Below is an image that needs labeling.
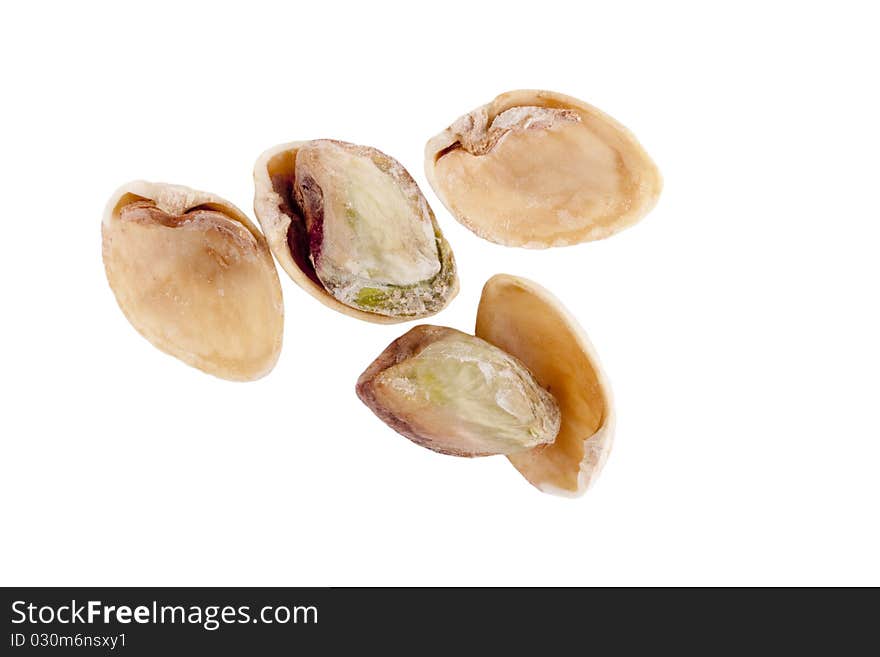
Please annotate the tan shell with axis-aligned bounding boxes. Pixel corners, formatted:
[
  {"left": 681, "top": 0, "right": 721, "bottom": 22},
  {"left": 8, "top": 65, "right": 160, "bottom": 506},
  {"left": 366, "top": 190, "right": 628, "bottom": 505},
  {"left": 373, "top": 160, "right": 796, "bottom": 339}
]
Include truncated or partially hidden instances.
[
  {"left": 102, "top": 181, "right": 284, "bottom": 381},
  {"left": 475, "top": 274, "right": 614, "bottom": 496},
  {"left": 425, "top": 90, "right": 662, "bottom": 248},
  {"left": 254, "top": 141, "right": 458, "bottom": 323}
]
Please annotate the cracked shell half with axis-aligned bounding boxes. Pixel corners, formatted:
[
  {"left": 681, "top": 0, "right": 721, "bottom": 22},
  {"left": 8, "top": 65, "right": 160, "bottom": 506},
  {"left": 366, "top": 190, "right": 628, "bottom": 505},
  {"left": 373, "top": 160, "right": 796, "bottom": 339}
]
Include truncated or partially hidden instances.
[
  {"left": 476, "top": 274, "right": 614, "bottom": 495},
  {"left": 425, "top": 90, "right": 662, "bottom": 248},
  {"left": 102, "top": 181, "right": 284, "bottom": 381}
]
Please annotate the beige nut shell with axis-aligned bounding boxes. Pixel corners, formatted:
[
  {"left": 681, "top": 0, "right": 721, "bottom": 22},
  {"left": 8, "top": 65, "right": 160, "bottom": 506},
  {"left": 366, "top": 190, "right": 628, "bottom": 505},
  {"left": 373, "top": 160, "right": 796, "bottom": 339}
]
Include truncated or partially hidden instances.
[
  {"left": 476, "top": 274, "right": 614, "bottom": 496},
  {"left": 102, "top": 181, "right": 284, "bottom": 381},
  {"left": 425, "top": 89, "right": 662, "bottom": 248},
  {"left": 253, "top": 141, "right": 458, "bottom": 324}
]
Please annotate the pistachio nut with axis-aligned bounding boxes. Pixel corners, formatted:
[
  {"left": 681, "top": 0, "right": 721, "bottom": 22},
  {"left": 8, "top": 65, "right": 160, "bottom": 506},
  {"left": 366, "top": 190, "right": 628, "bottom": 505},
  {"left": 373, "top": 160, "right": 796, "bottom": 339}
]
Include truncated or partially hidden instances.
[
  {"left": 356, "top": 325, "right": 560, "bottom": 457},
  {"left": 254, "top": 140, "right": 458, "bottom": 322},
  {"left": 102, "top": 181, "right": 284, "bottom": 381},
  {"left": 425, "top": 90, "right": 662, "bottom": 248}
]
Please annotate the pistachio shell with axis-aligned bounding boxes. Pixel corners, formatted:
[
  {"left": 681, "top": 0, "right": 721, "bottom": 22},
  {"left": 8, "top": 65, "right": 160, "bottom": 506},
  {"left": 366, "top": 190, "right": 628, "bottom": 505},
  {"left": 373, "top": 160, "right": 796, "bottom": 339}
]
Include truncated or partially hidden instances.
[
  {"left": 425, "top": 90, "right": 662, "bottom": 248},
  {"left": 254, "top": 140, "right": 458, "bottom": 323},
  {"left": 102, "top": 181, "right": 283, "bottom": 381},
  {"left": 356, "top": 325, "right": 560, "bottom": 457},
  {"left": 475, "top": 274, "right": 614, "bottom": 496}
]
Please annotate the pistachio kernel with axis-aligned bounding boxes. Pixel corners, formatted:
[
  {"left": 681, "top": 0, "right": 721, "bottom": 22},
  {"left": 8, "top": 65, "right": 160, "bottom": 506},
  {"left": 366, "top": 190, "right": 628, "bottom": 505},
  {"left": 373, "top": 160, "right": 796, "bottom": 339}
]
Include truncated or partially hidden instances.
[{"left": 357, "top": 325, "right": 560, "bottom": 457}]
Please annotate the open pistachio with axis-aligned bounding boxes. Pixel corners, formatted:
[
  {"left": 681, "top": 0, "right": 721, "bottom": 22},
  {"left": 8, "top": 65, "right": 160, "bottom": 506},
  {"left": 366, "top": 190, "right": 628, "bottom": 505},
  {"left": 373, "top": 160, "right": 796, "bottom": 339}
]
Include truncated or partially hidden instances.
[
  {"left": 357, "top": 275, "right": 613, "bottom": 496},
  {"left": 356, "top": 325, "right": 560, "bottom": 457},
  {"left": 425, "top": 90, "right": 662, "bottom": 248},
  {"left": 102, "top": 181, "right": 283, "bottom": 381},
  {"left": 476, "top": 274, "right": 614, "bottom": 496},
  {"left": 254, "top": 140, "right": 458, "bottom": 323}
]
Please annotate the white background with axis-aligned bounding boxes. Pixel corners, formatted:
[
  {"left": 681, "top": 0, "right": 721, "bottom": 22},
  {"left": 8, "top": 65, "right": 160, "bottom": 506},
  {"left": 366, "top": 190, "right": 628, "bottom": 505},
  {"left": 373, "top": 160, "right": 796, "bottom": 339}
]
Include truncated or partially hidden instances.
[{"left": 1, "top": 1, "right": 877, "bottom": 586}]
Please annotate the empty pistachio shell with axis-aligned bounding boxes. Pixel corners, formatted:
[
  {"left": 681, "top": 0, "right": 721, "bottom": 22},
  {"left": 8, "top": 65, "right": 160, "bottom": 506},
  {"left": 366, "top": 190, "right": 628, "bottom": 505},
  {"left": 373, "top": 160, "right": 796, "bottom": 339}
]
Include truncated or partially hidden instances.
[
  {"left": 475, "top": 274, "right": 614, "bottom": 495},
  {"left": 357, "top": 325, "right": 560, "bottom": 457},
  {"left": 102, "top": 181, "right": 284, "bottom": 381},
  {"left": 254, "top": 140, "right": 458, "bottom": 323},
  {"left": 425, "top": 90, "right": 662, "bottom": 248}
]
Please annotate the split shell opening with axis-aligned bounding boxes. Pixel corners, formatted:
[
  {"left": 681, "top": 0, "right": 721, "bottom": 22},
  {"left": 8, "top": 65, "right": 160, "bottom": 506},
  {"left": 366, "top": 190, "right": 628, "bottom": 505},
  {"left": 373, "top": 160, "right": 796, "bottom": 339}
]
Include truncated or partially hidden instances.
[
  {"left": 425, "top": 89, "right": 662, "bottom": 248},
  {"left": 254, "top": 140, "right": 458, "bottom": 323},
  {"left": 102, "top": 181, "right": 284, "bottom": 381}
]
